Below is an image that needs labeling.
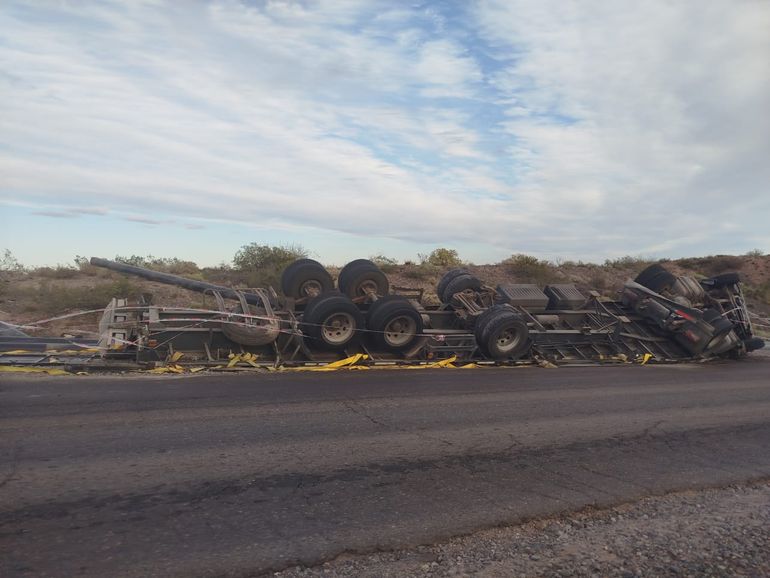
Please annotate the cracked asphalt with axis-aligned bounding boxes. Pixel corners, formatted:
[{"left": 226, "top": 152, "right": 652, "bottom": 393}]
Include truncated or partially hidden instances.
[{"left": 1, "top": 358, "right": 769, "bottom": 577}]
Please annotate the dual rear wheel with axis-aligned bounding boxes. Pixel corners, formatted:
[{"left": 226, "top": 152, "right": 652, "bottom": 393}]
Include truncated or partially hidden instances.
[
  {"left": 337, "top": 259, "right": 390, "bottom": 299},
  {"left": 281, "top": 259, "right": 334, "bottom": 299},
  {"left": 473, "top": 305, "right": 531, "bottom": 360},
  {"left": 300, "top": 293, "right": 422, "bottom": 353},
  {"left": 436, "top": 268, "right": 482, "bottom": 303}
]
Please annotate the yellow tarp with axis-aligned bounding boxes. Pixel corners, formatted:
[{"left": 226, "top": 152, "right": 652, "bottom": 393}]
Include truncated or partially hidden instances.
[{"left": 0, "top": 366, "right": 71, "bottom": 375}]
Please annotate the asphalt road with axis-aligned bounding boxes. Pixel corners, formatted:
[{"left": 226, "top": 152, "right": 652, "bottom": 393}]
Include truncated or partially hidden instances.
[{"left": 1, "top": 358, "right": 769, "bottom": 577}]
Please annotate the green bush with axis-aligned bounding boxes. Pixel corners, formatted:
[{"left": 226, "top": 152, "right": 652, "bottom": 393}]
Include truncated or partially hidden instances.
[
  {"left": 420, "top": 248, "right": 462, "bottom": 268},
  {"left": 403, "top": 263, "right": 439, "bottom": 280},
  {"left": 503, "top": 254, "right": 560, "bottom": 285},
  {"left": 232, "top": 243, "right": 309, "bottom": 288},
  {"left": 232, "top": 244, "right": 307, "bottom": 270}
]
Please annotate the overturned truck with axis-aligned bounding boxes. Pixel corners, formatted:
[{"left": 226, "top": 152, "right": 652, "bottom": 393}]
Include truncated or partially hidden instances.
[{"left": 89, "top": 257, "right": 764, "bottom": 367}]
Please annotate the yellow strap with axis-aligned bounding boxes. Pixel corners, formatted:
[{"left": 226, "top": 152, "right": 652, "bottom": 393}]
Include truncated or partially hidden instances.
[{"left": 0, "top": 366, "right": 71, "bottom": 375}]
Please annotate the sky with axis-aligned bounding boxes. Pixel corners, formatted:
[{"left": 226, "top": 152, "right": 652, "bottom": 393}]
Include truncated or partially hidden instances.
[{"left": 1, "top": 0, "right": 769, "bottom": 267}]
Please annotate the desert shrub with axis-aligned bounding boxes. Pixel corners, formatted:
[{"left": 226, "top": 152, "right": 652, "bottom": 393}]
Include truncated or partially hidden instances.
[
  {"left": 232, "top": 243, "right": 309, "bottom": 288},
  {"left": 675, "top": 257, "right": 702, "bottom": 270},
  {"left": 603, "top": 255, "right": 655, "bottom": 269},
  {"left": 369, "top": 254, "right": 399, "bottom": 273},
  {"left": 26, "top": 278, "right": 140, "bottom": 315},
  {"left": 503, "top": 254, "right": 560, "bottom": 285},
  {"left": 33, "top": 265, "right": 80, "bottom": 279},
  {"left": 0, "top": 249, "right": 24, "bottom": 272},
  {"left": 677, "top": 255, "right": 743, "bottom": 276},
  {"left": 200, "top": 263, "right": 235, "bottom": 285},
  {"left": 587, "top": 267, "right": 610, "bottom": 294},
  {"left": 403, "top": 263, "right": 439, "bottom": 281},
  {"left": 72, "top": 255, "right": 103, "bottom": 277},
  {"left": 680, "top": 255, "right": 742, "bottom": 275},
  {"left": 419, "top": 248, "right": 463, "bottom": 268},
  {"left": 704, "top": 255, "right": 743, "bottom": 274},
  {"left": 149, "top": 258, "right": 199, "bottom": 275},
  {"left": 114, "top": 255, "right": 200, "bottom": 275},
  {"left": 745, "top": 249, "right": 765, "bottom": 257},
  {"left": 232, "top": 244, "right": 307, "bottom": 271}
]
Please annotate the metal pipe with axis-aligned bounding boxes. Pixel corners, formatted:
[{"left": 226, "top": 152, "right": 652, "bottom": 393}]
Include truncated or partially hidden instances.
[{"left": 89, "top": 257, "right": 263, "bottom": 306}]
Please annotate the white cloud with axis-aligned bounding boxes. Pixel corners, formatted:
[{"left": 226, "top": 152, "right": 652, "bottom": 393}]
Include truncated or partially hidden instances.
[
  {"left": 475, "top": 0, "right": 770, "bottom": 254},
  {"left": 0, "top": 0, "right": 768, "bottom": 264}
]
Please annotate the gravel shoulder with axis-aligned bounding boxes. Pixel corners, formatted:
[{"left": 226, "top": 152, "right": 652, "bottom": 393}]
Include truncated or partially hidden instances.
[{"left": 274, "top": 481, "right": 770, "bottom": 578}]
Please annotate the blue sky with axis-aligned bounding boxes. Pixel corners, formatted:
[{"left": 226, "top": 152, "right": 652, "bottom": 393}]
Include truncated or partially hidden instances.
[{"left": 1, "top": 0, "right": 769, "bottom": 267}]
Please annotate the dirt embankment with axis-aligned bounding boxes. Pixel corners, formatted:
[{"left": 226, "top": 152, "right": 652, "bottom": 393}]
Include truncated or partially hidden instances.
[{"left": 1, "top": 254, "right": 769, "bottom": 336}]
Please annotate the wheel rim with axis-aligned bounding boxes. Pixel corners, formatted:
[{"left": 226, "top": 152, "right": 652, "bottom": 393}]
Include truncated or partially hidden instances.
[
  {"left": 496, "top": 327, "right": 523, "bottom": 353},
  {"left": 355, "top": 279, "right": 379, "bottom": 297},
  {"left": 321, "top": 312, "right": 356, "bottom": 345},
  {"left": 383, "top": 315, "right": 417, "bottom": 347},
  {"left": 299, "top": 279, "right": 323, "bottom": 297}
]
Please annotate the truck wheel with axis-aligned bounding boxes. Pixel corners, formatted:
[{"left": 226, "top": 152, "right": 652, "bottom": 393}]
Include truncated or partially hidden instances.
[
  {"left": 338, "top": 260, "right": 389, "bottom": 298},
  {"left": 281, "top": 260, "right": 334, "bottom": 298},
  {"left": 441, "top": 274, "right": 482, "bottom": 303},
  {"left": 301, "top": 294, "right": 364, "bottom": 351},
  {"left": 644, "top": 271, "right": 676, "bottom": 294},
  {"left": 743, "top": 337, "right": 765, "bottom": 352},
  {"left": 474, "top": 309, "right": 531, "bottom": 360},
  {"left": 366, "top": 296, "right": 423, "bottom": 352},
  {"left": 702, "top": 272, "right": 741, "bottom": 288},
  {"left": 470, "top": 304, "right": 512, "bottom": 331},
  {"left": 633, "top": 264, "right": 676, "bottom": 294},
  {"left": 634, "top": 264, "right": 668, "bottom": 286},
  {"left": 436, "top": 268, "right": 470, "bottom": 301},
  {"left": 338, "top": 259, "right": 377, "bottom": 291}
]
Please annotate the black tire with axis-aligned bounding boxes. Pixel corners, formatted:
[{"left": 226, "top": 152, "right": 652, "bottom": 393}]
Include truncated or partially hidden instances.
[
  {"left": 338, "top": 259, "right": 378, "bottom": 292},
  {"left": 281, "top": 260, "right": 334, "bottom": 298},
  {"left": 280, "top": 258, "right": 322, "bottom": 293},
  {"left": 634, "top": 264, "right": 668, "bottom": 286},
  {"left": 300, "top": 290, "right": 342, "bottom": 322},
  {"left": 702, "top": 272, "right": 741, "bottom": 288},
  {"left": 366, "top": 296, "right": 424, "bottom": 352},
  {"left": 702, "top": 308, "right": 733, "bottom": 337},
  {"left": 743, "top": 337, "right": 765, "bottom": 352},
  {"left": 301, "top": 293, "right": 364, "bottom": 351},
  {"left": 436, "top": 268, "right": 470, "bottom": 301},
  {"left": 441, "top": 274, "right": 482, "bottom": 303},
  {"left": 647, "top": 272, "right": 677, "bottom": 293},
  {"left": 338, "top": 260, "right": 389, "bottom": 298},
  {"left": 470, "top": 304, "right": 512, "bottom": 331},
  {"left": 474, "top": 309, "right": 531, "bottom": 360}
]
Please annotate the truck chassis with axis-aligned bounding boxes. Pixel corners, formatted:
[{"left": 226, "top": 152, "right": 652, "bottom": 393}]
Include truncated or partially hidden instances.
[{"left": 70, "top": 257, "right": 763, "bottom": 370}]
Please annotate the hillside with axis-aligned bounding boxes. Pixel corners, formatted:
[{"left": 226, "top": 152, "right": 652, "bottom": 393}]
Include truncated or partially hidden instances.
[{"left": 1, "top": 253, "right": 769, "bottom": 338}]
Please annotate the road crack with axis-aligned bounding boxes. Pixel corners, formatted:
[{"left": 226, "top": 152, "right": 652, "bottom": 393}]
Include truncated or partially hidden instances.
[{"left": 341, "top": 398, "right": 454, "bottom": 447}]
